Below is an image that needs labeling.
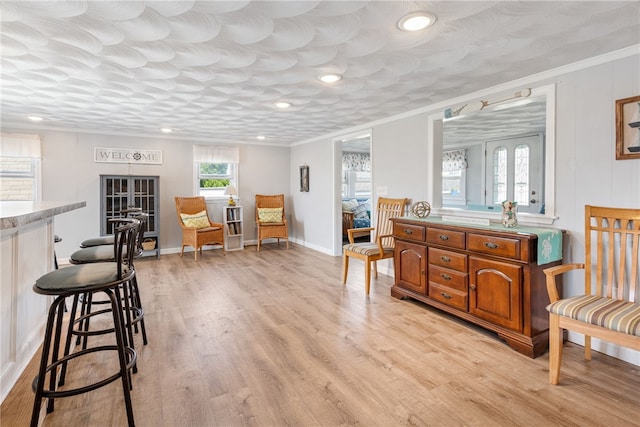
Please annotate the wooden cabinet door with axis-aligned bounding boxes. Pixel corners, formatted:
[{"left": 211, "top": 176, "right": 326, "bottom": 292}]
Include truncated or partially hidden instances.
[
  {"left": 468, "top": 256, "right": 522, "bottom": 331},
  {"left": 395, "top": 241, "right": 427, "bottom": 294}
]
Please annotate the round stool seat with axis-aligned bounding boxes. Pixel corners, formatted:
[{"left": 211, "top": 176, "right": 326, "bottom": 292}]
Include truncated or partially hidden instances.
[
  {"left": 70, "top": 246, "right": 118, "bottom": 264},
  {"left": 35, "top": 263, "right": 133, "bottom": 294},
  {"left": 80, "top": 235, "right": 114, "bottom": 248}
]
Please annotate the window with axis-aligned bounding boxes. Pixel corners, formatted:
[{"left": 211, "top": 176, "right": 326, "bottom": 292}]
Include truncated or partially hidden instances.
[
  {"left": 442, "top": 149, "right": 467, "bottom": 205},
  {"left": 342, "top": 170, "right": 371, "bottom": 198},
  {"left": 0, "top": 133, "right": 41, "bottom": 201},
  {"left": 492, "top": 147, "right": 507, "bottom": 204},
  {"left": 193, "top": 145, "right": 239, "bottom": 199},
  {"left": 197, "top": 162, "right": 236, "bottom": 198}
]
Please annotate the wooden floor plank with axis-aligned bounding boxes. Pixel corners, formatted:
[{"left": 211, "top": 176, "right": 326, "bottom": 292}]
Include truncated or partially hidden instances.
[{"left": 2, "top": 244, "right": 639, "bottom": 426}]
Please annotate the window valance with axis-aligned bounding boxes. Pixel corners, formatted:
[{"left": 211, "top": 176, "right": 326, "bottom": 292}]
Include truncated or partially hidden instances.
[
  {"left": 193, "top": 145, "right": 239, "bottom": 163},
  {"left": 442, "top": 149, "right": 467, "bottom": 172},
  {"left": 0, "top": 133, "right": 41, "bottom": 158},
  {"left": 342, "top": 152, "right": 370, "bottom": 172}
]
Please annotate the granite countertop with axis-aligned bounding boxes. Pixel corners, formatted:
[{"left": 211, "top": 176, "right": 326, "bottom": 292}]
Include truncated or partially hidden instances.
[{"left": 0, "top": 201, "right": 86, "bottom": 230}]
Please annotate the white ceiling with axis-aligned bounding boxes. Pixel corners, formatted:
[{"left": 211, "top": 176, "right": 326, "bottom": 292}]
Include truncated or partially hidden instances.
[{"left": 1, "top": 1, "right": 639, "bottom": 146}]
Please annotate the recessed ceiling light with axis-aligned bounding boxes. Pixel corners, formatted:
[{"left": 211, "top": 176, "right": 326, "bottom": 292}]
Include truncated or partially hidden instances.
[
  {"left": 317, "top": 73, "right": 342, "bottom": 84},
  {"left": 257, "top": 135, "right": 266, "bottom": 140},
  {"left": 28, "top": 115, "right": 43, "bottom": 122},
  {"left": 160, "top": 128, "right": 173, "bottom": 133},
  {"left": 398, "top": 12, "right": 436, "bottom": 31},
  {"left": 274, "top": 101, "right": 292, "bottom": 109}
]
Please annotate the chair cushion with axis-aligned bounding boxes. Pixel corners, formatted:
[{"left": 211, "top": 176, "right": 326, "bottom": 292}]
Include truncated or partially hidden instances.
[
  {"left": 547, "top": 295, "right": 640, "bottom": 337},
  {"left": 197, "top": 226, "right": 221, "bottom": 233},
  {"left": 81, "top": 235, "right": 114, "bottom": 247},
  {"left": 180, "top": 210, "right": 210, "bottom": 229},
  {"left": 342, "top": 199, "right": 359, "bottom": 213},
  {"left": 343, "top": 242, "right": 394, "bottom": 256},
  {"left": 35, "top": 263, "right": 131, "bottom": 292},
  {"left": 353, "top": 218, "right": 370, "bottom": 228},
  {"left": 353, "top": 202, "right": 369, "bottom": 218},
  {"left": 258, "top": 207, "right": 283, "bottom": 223},
  {"left": 70, "top": 246, "right": 115, "bottom": 263}
]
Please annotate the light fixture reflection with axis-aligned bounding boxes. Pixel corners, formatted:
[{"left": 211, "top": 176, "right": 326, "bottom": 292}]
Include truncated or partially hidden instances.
[{"left": 274, "top": 102, "right": 291, "bottom": 109}]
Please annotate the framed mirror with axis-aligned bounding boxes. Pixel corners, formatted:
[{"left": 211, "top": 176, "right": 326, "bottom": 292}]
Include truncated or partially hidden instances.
[{"left": 427, "top": 84, "right": 556, "bottom": 225}]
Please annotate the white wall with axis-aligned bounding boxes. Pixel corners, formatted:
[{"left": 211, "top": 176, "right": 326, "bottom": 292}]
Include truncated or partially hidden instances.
[{"left": 1, "top": 129, "right": 290, "bottom": 257}]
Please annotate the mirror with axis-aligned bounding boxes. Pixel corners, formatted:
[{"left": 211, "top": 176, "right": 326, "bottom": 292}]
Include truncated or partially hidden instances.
[{"left": 428, "top": 84, "right": 556, "bottom": 225}]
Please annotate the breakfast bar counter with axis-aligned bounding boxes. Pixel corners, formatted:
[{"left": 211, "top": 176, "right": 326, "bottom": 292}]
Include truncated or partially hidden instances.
[{"left": 0, "top": 200, "right": 85, "bottom": 402}]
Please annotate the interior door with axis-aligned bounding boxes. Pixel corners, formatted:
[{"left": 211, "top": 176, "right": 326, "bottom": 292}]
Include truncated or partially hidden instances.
[{"left": 485, "top": 134, "right": 544, "bottom": 214}]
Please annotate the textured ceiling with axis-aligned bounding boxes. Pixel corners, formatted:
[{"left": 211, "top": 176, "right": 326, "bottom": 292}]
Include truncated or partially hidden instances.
[{"left": 1, "top": 1, "right": 639, "bottom": 146}]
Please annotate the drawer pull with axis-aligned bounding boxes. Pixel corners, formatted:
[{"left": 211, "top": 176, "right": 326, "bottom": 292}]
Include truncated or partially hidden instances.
[
  {"left": 439, "top": 234, "right": 449, "bottom": 241},
  {"left": 440, "top": 256, "right": 451, "bottom": 263},
  {"left": 440, "top": 292, "right": 452, "bottom": 299},
  {"left": 440, "top": 273, "right": 452, "bottom": 281},
  {"left": 484, "top": 242, "right": 499, "bottom": 249},
  {"left": 403, "top": 229, "right": 413, "bottom": 234}
]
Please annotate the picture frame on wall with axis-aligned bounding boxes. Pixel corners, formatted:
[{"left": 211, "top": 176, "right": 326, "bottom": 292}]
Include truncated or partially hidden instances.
[
  {"left": 615, "top": 95, "right": 640, "bottom": 160},
  {"left": 300, "top": 165, "right": 309, "bottom": 192}
]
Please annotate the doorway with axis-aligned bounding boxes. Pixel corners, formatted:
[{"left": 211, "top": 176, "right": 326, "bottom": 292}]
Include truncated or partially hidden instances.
[
  {"left": 340, "top": 133, "right": 372, "bottom": 244},
  {"left": 485, "top": 133, "right": 544, "bottom": 214}
]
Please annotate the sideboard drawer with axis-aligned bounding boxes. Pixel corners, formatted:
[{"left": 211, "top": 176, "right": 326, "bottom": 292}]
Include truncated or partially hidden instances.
[
  {"left": 428, "top": 265, "right": 468, "bottom": 292},
  {"left": 429, "top": 282, "right": 468, "bottom": 311},
  {"left": 467, "top": 233, "right": 520, "bottom": 259},
  {"left": 428, "top": 247, "right": 467, "bottom": 272},
  {"left": 427, "top": 228, "right": 465, "bottom": 249},
  {"left": 394, "top": 223, "right": 426, "bottom": 242}
]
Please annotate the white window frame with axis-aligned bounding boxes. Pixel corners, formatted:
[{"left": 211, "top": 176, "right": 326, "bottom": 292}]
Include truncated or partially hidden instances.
[
  {"left": 0, "top": 133, "right": 42, "bottom": 201},
  {"left": 442, "top": 169, "right": 466, "bottom": 206},
  {"left": 194, "top": 162, "right": 238, "bottom": 200}
]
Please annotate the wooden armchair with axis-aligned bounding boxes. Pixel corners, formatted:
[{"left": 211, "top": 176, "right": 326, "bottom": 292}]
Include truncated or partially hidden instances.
[
  {"left": 544, "top": 205, "right": 640, "bottom": 384},
  {"left": 342, "top": 197, "right": 409, "bottom": 295},
  {"left": 175, "top": 196, "right": 225, "bottom": 261},
  {"left": 255, "top": 194, "right": 289, "bottom": 251}
]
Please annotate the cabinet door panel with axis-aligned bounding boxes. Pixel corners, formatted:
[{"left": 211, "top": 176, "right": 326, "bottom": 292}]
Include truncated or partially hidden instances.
[
  {"left": 469, "top": 257, "right": 522, "bottom": 331},
  {"left": 394, "top": 241, "right": 427, "bottom": 294}
]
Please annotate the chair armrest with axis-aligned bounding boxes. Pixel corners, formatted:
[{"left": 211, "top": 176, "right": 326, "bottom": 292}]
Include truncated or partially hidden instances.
[
  {"left": 543, "top": 263, "right": 585, "bottom": 303},
  {"left": 375, "top": 233, "right": 394, "bottom": 253},
  {"left": 347, "top": 226, "right": 373, "bottom": 243}
]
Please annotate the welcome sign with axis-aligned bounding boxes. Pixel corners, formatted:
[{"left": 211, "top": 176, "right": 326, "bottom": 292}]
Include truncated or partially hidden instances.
[{"left": 94, "top": 147, "right": 163, "bottom": 164}]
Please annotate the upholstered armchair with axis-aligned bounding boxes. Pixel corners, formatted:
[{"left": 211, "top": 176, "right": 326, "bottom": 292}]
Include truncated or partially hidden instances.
[{"left": 175, "top": 196, "right": 225, "bottom": 261}]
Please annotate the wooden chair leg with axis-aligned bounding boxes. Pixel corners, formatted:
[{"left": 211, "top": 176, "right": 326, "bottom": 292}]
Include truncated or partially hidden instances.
[
  {"left": 365, "top": 260, "right": 372, "bottom": 295},
  {"left": 342, "top": 255, "right": 349, "bottom": 284},
  {"left": 180, "top": 245, "right": 185, "bottom": 257},
  {"left": 373, "top": 261, "right": 378, "bottom": 278},
  {"left": 549, "top": 313, "right": 563, "bottom": 385},
  {"left": 584, "top": 335, "right": 592, "bottom": 361}
]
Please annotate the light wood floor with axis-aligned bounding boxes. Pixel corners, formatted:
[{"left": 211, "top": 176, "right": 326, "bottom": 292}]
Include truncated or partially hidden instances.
[{"left": 2, "top": 243, "right": 639, "bottom": 427}]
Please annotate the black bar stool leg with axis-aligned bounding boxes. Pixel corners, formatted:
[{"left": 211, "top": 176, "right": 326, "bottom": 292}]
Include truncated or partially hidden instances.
[
  {"left": 108, "top": 287, "right": 136, "bottom": 425},
  {"left": 31, "top": 295, "right": 64, "bottom": 427}
]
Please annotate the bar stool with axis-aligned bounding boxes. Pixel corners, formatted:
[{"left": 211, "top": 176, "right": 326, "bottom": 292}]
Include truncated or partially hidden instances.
[
  {"left": 53, "top": 235, "right": 62, "bottom": 269},
  {"left": 79, "top": 207, "right": 142, "bottom": 248},
  {"left": 68, "top": 216, "right": 148, "bottom": 370},
  {"left": 30, "top": 221, "right": 138, "bottom": 427}
]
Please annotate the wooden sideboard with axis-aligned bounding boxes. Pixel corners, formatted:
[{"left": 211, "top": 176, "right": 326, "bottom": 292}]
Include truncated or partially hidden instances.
[{"left": 391, "top": 217, "right": 563, "bottom": 358}]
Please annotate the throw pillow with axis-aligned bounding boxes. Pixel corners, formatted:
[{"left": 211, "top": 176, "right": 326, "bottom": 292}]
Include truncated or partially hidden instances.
[
  {"left": 180, "top": 210, "right": 210, "bottom": 229},
  {"left": 353, "top": 202, "right": 369, "bottom": 218},
  {"left": 342, "top": 199, "right": 359, "bottom": 213},
  {"left": 258, "top": 207, "right": 283, "bottom": 223}
]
